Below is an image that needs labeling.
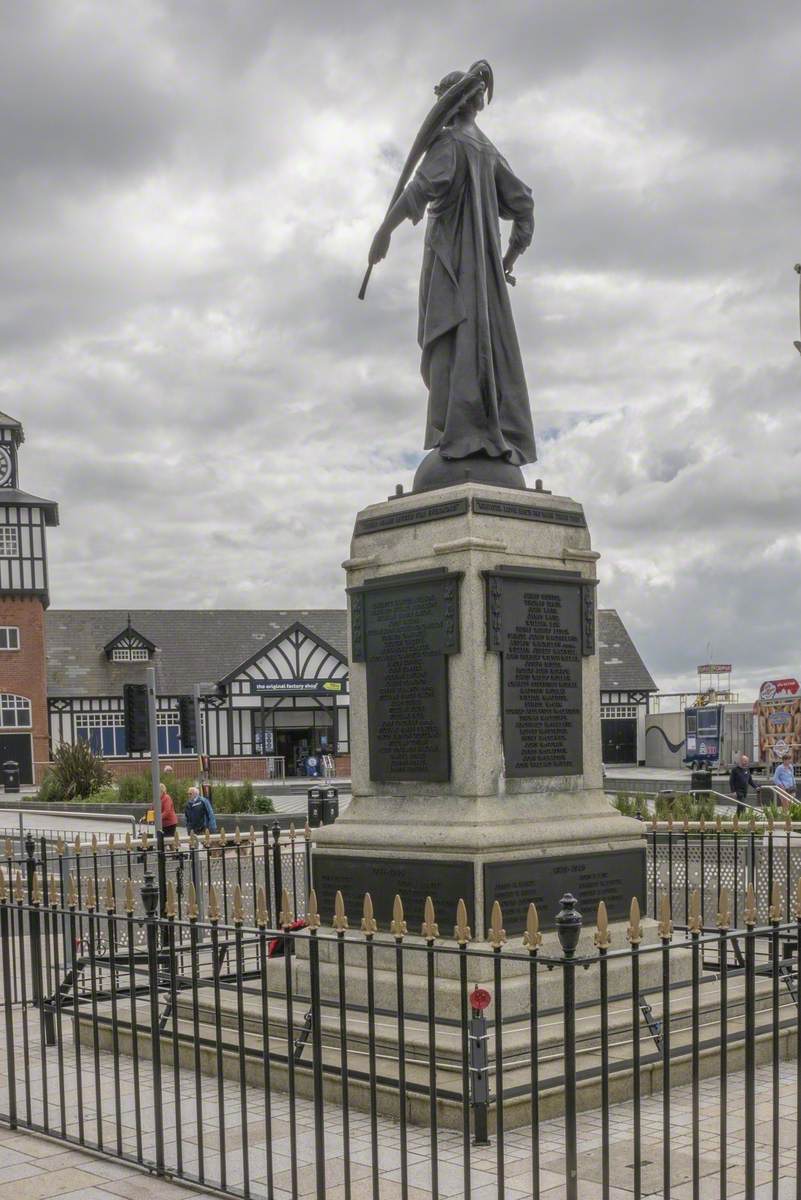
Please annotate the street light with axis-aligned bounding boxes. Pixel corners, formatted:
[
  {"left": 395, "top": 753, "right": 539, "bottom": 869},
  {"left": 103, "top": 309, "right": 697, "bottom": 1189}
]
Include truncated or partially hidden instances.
[{"left": 794, "top": 264, "right": 801, "bottom": 355}]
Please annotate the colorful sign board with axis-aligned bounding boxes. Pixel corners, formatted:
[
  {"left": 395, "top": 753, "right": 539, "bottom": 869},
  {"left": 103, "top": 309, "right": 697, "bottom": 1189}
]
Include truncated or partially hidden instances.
[
  {"left": 754, "top": 678, "right": 801, "bottom": 763},
  {"left": 697, "top": 663, "right": 732, "bottom": 674},
  {"left": 759, "top": 678, "right": 800, "bottom": 702}
]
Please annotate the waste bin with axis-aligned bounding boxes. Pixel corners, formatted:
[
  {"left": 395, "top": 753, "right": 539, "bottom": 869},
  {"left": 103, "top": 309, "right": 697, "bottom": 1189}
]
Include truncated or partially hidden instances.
[
  {"left": 307, "top": 786, "right": 323, "bottom": 828},
  {"left": 691, "top": 770, "right": 712, "bottom": 793},
  {"left": 322, "top": 786, "right": 339, "bottom": 825},
  {"left": 2, "top": 760, "right": 20, "bottom": 794}
]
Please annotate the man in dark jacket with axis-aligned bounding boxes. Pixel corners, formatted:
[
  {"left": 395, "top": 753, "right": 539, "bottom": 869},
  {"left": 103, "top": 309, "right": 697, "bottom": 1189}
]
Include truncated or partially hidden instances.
[{"left": 729, "top": 754, "right": 757, "bottom": 812}]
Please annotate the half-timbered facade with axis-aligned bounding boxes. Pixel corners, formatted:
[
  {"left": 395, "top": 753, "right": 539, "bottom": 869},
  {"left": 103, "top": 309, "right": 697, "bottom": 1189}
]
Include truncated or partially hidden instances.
[
  {"left": 46, "top": 609, "right": 351, "bottom": 776},
  {"left": 598, "top": 608, "right": 657, "bottom": 765}
]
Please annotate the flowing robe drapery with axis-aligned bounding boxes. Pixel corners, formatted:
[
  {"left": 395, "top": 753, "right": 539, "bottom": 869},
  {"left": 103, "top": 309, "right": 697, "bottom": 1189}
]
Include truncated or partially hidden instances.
[{"left": 404, "top": 124, "right": 536, "bottom": 464}]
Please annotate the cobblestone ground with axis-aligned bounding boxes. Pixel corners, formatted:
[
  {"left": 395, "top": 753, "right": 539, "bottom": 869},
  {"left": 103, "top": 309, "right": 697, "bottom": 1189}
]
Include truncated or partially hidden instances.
[{"left": 0, "top": 1004, "right": 798, "bottom": 1200}]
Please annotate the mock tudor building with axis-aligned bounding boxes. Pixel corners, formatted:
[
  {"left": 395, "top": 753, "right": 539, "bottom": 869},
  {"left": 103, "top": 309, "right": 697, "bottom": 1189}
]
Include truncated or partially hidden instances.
[
  {"left": 598, "top": 608, "right": 657, "bottom": 765},
  {"left": 0, "top": 413, "right": 656, "bottom": 782}
]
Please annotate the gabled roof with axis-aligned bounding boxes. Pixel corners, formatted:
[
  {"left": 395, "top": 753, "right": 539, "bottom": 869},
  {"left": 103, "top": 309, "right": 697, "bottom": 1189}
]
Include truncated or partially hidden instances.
[
  {"left": 219, "top": 620, "right": 347, "bottom": 686},
  {"left": 598, "top": 609, "right": 657, "bottom": 693},
  {"left": 44, "top": 606, "right": 656, "bottom": 699},
  {"left": 0, "top": 412, "right": 23, "bottom": 446},
  {"left": 102, "top": 623, "right": 157, "bottom": 658},
  {"left": 45, "top": 609, "right": 349, "bottom": 697},
  {"left": 0, "top": 489, "right": 58, "bottom": 524}
]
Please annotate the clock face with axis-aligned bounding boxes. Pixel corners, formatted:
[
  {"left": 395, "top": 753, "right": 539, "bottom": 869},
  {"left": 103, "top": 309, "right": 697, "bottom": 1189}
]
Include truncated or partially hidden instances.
[{"left": 0, "top": 447, "right": 11, "bottom": 487}]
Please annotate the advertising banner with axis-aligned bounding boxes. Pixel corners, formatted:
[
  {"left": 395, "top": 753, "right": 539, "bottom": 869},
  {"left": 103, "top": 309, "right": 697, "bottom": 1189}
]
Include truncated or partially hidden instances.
[{"left": 754, "top": 678, "right": 801, "bottom": 763}]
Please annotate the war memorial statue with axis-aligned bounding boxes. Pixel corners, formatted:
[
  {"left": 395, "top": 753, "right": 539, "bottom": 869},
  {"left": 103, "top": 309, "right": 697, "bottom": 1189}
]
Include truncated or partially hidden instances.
[
  {"left": 311, "top": 62, "right": 646, "bottom": 954},
  {"left": 361, "top": 60, "right": 537, "bottom": 493}
]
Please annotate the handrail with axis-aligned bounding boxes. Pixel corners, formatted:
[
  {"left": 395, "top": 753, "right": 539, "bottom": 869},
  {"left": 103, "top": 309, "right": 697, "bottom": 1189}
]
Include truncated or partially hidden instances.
[
  {"left": 655, "top": 786, "right": 764, "bottom": 814},
  {"left": 757, "top": 783, "right": 795, "bottom": 809}
]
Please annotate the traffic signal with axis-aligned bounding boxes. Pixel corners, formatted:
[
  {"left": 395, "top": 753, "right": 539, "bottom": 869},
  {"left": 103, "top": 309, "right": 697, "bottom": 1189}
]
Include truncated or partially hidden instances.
[
  {"left": 123, "top": 683, "right": 150, "bottom": 752},
  {"left": 177, "top": 695, "right": 197, "bottom": 751}
]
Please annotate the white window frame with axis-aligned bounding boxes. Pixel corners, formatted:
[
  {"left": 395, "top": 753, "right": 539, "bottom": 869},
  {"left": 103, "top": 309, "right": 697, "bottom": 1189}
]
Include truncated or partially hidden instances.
[
  {"left": 75, "top": 711, "right": 126, "bottom": 756},
  {"left": 601, "top": 705, "right": 639, "bottom": 720},
  {"left": 0, "top": 527, "right": 19, "bottom": 557},
  {"left": 111, "top": 646, "right": 150, "bottom": 662},
  {"left": 0, "top": 627, "right": 19, "bottom": 650},
  {"left": 0, "top": 693, "right": 32, "bottom": 729}
]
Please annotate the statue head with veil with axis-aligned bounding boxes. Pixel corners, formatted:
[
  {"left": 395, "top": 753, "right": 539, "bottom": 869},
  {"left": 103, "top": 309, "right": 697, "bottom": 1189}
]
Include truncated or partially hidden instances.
[{"left": 361, "top": 61, "right": 536, "bottom": 493}]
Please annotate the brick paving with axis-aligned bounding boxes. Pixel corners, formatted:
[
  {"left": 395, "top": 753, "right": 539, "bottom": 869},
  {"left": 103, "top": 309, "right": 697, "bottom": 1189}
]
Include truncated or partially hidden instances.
[{"left": 0, "top": 1001, "right": 798, "bottom": 1199}]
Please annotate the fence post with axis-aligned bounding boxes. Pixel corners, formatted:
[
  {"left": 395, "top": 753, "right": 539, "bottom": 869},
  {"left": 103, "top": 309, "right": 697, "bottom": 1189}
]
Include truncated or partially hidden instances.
[
  {"left": 142, "top": 872, "right": 165, "bottom": 1175},
  {"left": 556, "top": 893, "right": 582, "bottom": 1200},
  {"left": 271, "top": 821, "right": 282, "bottom": 928},
  {"left": 0, "top": 868, "right": 17, "bottom": 1128},
  {"left": 25, "top": 834, "right": 55, "bottom": 1045}
]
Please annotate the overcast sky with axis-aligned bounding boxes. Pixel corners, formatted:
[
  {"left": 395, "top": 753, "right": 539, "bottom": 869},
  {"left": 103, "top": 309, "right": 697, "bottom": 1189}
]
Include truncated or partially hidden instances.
[{"left": 3, "top": 0, "right": 800, "bottom": 697}]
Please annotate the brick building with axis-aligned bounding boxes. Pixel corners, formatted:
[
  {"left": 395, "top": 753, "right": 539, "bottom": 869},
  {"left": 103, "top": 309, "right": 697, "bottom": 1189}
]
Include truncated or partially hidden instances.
[{"left": 0, "top": 411, "right": 59, "bottom": 782}]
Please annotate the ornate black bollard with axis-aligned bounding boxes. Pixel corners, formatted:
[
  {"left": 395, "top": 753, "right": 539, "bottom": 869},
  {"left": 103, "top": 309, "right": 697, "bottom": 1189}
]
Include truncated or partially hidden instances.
[
  {"left": 556, "top": 894, "right": 582, "bottom": 1200},
  {"left": 141, "top": 872, "right": 165, "bottom": 1174}
]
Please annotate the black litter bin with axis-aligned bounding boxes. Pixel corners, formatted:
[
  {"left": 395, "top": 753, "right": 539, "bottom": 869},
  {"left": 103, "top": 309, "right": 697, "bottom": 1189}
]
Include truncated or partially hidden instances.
[
  {"left": 691, "top": 770, "right": 712, "bottom": 793},
  {"left": 308, "top": 786, "right": 323, "bottom": 828},
  {"left": 2, "top": 760, "right": 20, "bottom": 794},
  {"left": 322, "top": 786, "right": 339, "bottom": 825}
]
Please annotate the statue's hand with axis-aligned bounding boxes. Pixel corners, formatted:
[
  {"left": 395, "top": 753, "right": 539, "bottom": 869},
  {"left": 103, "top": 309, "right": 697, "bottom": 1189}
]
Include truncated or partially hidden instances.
[
  {"left": 502, "top": 247, "right": 518, "bottom": 277},
  {"left": 369, "top": 226, "right": 391, "bottom": 266}
]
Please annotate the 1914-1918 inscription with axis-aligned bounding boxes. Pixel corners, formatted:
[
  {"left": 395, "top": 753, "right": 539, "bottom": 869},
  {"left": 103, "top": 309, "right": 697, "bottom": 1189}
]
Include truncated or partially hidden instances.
[
  {"left": 483, "top": 848, "right": 645, "bottom": 934},
  {"left": 314, "top": 854, "right": 474, "bottom": 932},
  {"left": 350, "top": 569, "right": 461, "bottom": 783},
  {"left": 486, "top": 568, "right": 596, "bottom": 778}
]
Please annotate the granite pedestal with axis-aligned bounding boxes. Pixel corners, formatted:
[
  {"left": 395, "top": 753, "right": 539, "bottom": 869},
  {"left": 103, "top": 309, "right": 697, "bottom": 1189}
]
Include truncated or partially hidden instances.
[{"left": 312, "top": 480, "right": 648, "bottom": 966}]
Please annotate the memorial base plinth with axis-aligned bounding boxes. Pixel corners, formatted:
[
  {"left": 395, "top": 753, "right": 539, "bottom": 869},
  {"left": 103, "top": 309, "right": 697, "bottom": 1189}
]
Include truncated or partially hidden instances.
[{"left": 317, "top": 479, "right": 648, "bottom": 940}]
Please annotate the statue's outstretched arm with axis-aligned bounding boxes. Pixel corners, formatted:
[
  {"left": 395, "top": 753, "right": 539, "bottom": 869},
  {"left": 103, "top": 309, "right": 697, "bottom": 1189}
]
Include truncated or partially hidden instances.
[{"left": 369, "top": 193, "right": 415, "bottom": 266}]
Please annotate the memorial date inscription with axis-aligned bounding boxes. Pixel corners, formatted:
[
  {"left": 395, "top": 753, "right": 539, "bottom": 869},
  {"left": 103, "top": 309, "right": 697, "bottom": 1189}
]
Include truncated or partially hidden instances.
[
  {"left": 486, "top": 568, "right": 596, "bottom": 778},
  {"left": 349, "top": 569, "right": 461, "bottom": 783}
]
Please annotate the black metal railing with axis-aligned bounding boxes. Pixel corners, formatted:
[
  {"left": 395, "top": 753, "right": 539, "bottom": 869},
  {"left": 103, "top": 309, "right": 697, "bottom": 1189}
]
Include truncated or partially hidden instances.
[
  {"left": 646, "top": 812, "right": 801, "bottom": 932},
  {"left": 0, "top": 849, "right": 799, "bottom": 1200}
]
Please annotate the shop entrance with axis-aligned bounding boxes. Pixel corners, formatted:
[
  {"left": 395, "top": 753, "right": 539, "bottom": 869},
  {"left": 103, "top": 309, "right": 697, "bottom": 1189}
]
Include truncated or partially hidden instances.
[
  {"left": 602, "top": 718, "right": 637, "bottom": 765},
  {"left": 276, "top": 728, "right": 320, "bottom": 777}
]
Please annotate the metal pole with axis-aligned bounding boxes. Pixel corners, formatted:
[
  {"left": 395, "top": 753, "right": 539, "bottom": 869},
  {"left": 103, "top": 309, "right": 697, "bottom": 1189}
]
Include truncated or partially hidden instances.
[
  {"left": 146, "top": 667, "right": 162, "bottom": 834},
  {"left": 146, "top": 667, "right": 165, "bottom": 915},
  {"left": 193, "top": 682, "right": 209, "bottom": 796}
]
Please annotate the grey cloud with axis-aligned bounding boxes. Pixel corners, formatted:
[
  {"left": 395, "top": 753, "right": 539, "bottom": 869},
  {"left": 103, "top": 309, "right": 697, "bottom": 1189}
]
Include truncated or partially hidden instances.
[{"left": 3, "top": 0, "right": 801, "bottom": 704}]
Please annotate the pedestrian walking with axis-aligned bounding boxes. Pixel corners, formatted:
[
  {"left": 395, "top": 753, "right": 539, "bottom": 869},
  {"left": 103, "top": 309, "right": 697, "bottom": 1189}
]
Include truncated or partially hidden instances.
[
  {"left": 772, "top": 752, "right": 796, "bottom": 803},
  {"left": 729, "top": 753, "right": 758, "bottom": 813},
  {"left": 184, "top": 785, "right": 218, "bottom": 834},
  {"left": 160, "top": 781, "right": 178, "bottom": 839}
]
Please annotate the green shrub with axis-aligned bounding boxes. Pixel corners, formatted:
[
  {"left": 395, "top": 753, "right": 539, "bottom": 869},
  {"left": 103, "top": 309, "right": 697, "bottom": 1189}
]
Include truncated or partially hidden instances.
[
  {"left": 655, "top": 791, "right": 714, "bottom": 821},
  {"left": 48, "top": 741, "right": 112, "bottom": 801},
  {"left": 117, "top": 774, "right": 150, "bottom": 807},
  {"left": 207, "top": 780, "right": 265, "bottom": 815},
  {"left": 35, "top": 772, "right": 63, "bottom": 803}
]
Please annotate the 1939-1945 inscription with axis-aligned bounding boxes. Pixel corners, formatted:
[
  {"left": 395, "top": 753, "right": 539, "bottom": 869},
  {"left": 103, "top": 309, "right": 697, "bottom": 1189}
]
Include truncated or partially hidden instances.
[
  {"left": 483, "top": 848, "right": 645, "bottom": 934},
  {"left": 349, "top": 568, "right": 461, "bottom": 783},
  {"left": 486, "top": 567, "right": 597, "bottom": 778}
]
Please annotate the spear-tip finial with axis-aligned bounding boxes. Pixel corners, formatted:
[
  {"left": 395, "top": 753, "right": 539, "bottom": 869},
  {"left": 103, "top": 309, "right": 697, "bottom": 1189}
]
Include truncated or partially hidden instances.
[
  {"left": 524, "top": 902, "right": 542, "bottom": 951},
  {"left": 595, "top": 899, "right": 611, "bottom": 950},
  {"left": 627, "top": 897, "right": 642, "bottom": 944},
  {"left": 307, "top": 888, "right": 321, "bottom": 930},
  {"left": 488, "top": 899, "right": 506, "bottom": 949},
  {"left": 362, "top": 892, "right": 378, "bottom": 936},
  {"left": 332, "top": 890, "right": 349, "bottom": 932},
  {"left": 391, "top": 894, "right": 407, "bottom": 938},
  {"left": 454, "top": 897, "right": 471, "bottom": 944},
  {"left": 421, "top": 895, "right": 439, "bottom": 941}
]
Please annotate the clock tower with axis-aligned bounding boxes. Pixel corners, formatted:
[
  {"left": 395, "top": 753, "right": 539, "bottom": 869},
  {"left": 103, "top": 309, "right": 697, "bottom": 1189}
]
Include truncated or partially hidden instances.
[{"left": 0, "top": 412, "right": 59, "bottom": 784}]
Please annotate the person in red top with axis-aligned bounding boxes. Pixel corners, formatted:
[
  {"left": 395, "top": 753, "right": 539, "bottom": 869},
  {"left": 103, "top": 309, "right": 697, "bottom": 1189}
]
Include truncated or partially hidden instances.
[{"left": 160, "top": 782, "right": 178, "bottom": 839}]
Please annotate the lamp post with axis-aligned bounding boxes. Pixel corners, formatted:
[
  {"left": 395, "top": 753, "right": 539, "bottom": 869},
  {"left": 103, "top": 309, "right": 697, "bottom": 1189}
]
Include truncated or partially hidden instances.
[{"left": 794, "top": 264, "right": 801, "bottom": 356}]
